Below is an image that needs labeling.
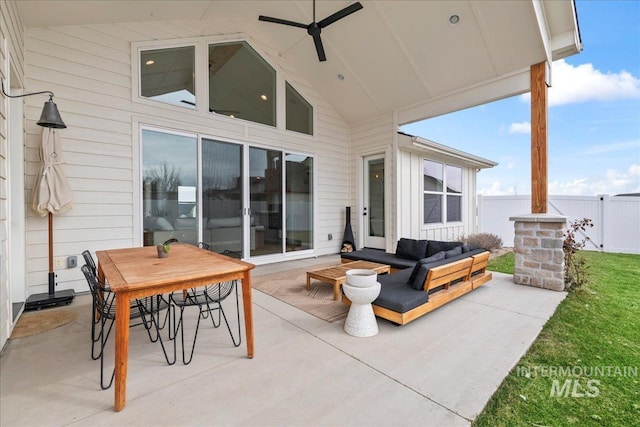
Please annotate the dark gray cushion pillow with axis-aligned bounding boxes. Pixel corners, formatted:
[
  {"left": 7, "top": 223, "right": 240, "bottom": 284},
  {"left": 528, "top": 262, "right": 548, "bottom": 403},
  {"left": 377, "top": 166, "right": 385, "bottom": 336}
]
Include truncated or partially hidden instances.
[
  {"left": 462, "top": 244, "right": 480, "bottom": 253},
  {"left": 444, "top": 246, "right": 463, "bottom": 258},
  {"left": 426, "top": 240, "right": 463, "bottom": 257},
  {"left": 395, "top": 238, "right": 428, "bottom": 260},
  {"left": 407, "top": 251, "right": 446, "bottom": 289}
]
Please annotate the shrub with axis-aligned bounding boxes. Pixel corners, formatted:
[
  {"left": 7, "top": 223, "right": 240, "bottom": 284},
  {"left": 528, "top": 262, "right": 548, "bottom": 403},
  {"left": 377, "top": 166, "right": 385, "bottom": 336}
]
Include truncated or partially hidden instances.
[
  {"left": 461, "top": 233, "right": 503, "bottom": 252},
  {"left": 563, "top": 218, "right": 593, "bottom": 291}
]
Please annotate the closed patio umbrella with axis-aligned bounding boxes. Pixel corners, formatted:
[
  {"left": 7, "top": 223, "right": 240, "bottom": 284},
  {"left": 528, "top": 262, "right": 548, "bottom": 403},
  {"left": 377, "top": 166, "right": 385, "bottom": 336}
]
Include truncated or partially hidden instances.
[{"left": 26, "top": 127, "right": 75, "bottom": 310}]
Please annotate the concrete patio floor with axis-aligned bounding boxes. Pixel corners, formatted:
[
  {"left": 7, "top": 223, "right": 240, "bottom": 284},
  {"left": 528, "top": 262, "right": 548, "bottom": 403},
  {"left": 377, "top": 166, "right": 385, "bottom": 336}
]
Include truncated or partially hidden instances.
[{"left": 1, "top": 255, "right": 566, "bottom": 426}]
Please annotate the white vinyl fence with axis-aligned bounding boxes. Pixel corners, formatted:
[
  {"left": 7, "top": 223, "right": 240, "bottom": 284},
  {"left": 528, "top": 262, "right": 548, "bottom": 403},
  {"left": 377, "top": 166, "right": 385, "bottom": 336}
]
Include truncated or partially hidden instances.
[{"left": 477, "top": 195, "right": 640, "bottom": 254}]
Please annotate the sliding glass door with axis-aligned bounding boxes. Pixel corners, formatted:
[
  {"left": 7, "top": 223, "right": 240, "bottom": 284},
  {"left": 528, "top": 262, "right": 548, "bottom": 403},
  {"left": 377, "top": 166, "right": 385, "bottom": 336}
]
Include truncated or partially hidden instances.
[
  {"left": 202, "top": 139, "right": 243, "bottom": 256},
  {"left": 142, "top": 127, "right": 313, "bottom": 259}
]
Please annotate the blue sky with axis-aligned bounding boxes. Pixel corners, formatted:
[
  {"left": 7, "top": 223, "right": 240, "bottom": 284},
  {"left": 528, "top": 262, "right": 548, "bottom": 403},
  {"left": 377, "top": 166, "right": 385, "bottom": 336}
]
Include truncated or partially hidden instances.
[{"left": 402, "top": 0, "right": 640, "bottom": 196}]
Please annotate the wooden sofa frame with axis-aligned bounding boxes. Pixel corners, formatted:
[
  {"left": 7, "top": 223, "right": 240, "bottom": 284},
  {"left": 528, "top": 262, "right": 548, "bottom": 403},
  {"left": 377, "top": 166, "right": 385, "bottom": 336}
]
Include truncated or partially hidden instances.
[{"left": 343, "top": 251, "right": 492, "bottom": 325}]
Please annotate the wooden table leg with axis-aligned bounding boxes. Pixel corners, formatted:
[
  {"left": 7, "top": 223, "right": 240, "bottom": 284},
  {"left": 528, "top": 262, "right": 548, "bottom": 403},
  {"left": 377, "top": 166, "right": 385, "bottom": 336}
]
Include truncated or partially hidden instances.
[
  {"left": 241, "top": 271, "right": 254, "bottom": 359},
  {"left": 306, "top": 273, "right": 311, "bottom": 291},
  {"left": 333, "top": 280, "right": 340, "bottom": 301},
  {"left": 114, "top": 292, "right": 131, "bottom": 412}
]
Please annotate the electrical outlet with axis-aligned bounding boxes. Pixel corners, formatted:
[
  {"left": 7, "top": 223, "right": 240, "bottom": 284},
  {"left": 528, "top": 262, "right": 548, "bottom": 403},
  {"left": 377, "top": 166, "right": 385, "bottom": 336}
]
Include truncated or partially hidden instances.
[
  {"left": 67, "top": 256, "right": 78, "bottom": 268},
  {"left": 55, "top": 258, "right": 64, "bottom": 268}
]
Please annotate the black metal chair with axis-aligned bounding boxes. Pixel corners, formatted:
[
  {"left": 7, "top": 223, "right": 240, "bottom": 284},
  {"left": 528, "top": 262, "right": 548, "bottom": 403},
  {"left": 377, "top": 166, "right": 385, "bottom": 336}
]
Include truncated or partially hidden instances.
[
  {"left": 81, "top": 264, "right": 175, "bottom": 389},
  {"left": 169, "top": 242, "right": 241, "bottom": 364},
  {"left": 82, "top": 249, "right": 171, "bottom": 359}
]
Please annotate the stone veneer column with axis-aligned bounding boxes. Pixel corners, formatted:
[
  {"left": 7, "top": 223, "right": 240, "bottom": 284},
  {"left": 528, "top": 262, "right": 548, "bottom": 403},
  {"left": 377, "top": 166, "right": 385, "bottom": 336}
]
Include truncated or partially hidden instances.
[{"left": 509, "top": 214, "right": 567, "bottom": 291}]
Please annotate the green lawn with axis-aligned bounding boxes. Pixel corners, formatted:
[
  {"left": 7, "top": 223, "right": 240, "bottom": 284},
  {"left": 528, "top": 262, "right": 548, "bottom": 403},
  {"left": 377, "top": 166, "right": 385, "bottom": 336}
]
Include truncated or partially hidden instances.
[{"left": 477, "top": 251, "right": 640, "bottom": 426}]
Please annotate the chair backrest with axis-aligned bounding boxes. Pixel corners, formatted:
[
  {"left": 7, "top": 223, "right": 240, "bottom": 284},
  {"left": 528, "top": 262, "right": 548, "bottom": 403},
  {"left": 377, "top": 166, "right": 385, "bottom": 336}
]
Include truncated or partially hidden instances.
[
  {"left": 81, "top": 264, "right": 114, "bottom": 317},
  {"left": 82, "top": 250, "right": 97, "bottom": 276}
]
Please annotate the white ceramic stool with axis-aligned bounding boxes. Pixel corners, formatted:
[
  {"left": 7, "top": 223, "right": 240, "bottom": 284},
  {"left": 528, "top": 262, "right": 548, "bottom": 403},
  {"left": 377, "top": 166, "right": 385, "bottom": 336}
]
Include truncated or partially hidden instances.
[{"left": 343, "top": 269, "right": 381, "bottom": 337}]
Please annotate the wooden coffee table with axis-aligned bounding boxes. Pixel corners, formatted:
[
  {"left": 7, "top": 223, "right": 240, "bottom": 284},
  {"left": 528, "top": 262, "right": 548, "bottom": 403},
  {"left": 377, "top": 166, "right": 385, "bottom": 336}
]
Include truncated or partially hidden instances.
[{"left": 306, "top": 261, "right": 391, "bottom": 300}]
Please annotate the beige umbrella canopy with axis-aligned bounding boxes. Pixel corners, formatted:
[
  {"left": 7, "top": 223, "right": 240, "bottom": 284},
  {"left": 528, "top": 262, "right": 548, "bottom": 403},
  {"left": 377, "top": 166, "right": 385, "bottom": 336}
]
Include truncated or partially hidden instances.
[
  {"left": 32, "top": 128, "right": 73, "bottom": 216},
  {"left": 27, "top": 127, "right": 75, "bottom": 310}
]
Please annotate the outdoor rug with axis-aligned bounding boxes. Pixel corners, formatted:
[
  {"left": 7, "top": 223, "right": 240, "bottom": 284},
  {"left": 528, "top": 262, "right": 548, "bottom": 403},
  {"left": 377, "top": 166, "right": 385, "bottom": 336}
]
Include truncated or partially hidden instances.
[
  {"left": 10, "top": 309, "right": 78, "bottom": 339},
  {"left": 252, "top": 264, "right": 348, "bottom": 323}
]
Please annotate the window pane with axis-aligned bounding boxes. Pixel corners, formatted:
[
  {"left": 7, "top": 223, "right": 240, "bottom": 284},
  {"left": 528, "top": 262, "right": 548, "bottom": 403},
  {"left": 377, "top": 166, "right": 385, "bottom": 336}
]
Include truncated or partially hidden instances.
[
  {"left": 424, "top": 194, "right": 442, "bottom": 224},
  {"left": 286, "top": 154, "right": 313, "bottom": 251},
  {"left": 447, "top": 195, "right": 462, "bottom": 222},
  {"left": 446, "top": 165, "right": 462, "bottom": 194},
  {"left": 423, "top": 160, "right": 443, "bottom": 192},
  {"left": 141, "top": 46, "right": 195, "bottom": 108},
  {"left": 142, "top": 129, "right": 197, "bottom": 246},
  {"left": 286, "top": 82, "right": 313, "bottom": 135},
  {"left": 368, "top": 158, "right": 385, "bottom": 237},
  {"left": 202, "top": 139, "right": 243, "bottom": 257},
  {"left": 209, "top": 42, "right": 276, "bottom": 126},
  {"left": 250, "top": 147, "right": 282, "bottom": 255}
]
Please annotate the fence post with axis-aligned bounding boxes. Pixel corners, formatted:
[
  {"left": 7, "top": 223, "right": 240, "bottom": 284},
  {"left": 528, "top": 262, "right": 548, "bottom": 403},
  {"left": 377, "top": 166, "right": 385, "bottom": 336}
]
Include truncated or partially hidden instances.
[{"left": 599, "top": 194, "right": 609, "bottom": 252}]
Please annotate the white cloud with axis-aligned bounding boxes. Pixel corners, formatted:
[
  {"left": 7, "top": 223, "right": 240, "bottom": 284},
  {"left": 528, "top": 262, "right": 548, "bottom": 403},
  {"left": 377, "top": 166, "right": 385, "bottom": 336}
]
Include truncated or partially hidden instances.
[
  {"left": 584, "top": 140, "right": 640, "bottom": 155},
  {"left": 548, "top": 164, "right": 640, "bottom": 195},
  {"left": 509, "top": 122, "right": 531, "bottom": 134},
  {"left": 479, "top": 181, "right": 518, "bottom": 196},
  {"left": 480, "top": 165, "right": 640, "bottom": 197},
  {"left": 521, "top": 59, "right": 640, "bottom": 106}
]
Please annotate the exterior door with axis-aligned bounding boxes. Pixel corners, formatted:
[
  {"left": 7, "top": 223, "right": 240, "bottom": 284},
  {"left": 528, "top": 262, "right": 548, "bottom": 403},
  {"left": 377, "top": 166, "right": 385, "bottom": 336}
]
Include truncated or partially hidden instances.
[{"left": 364, "top": 155, "right": 385, "bottom": 249}]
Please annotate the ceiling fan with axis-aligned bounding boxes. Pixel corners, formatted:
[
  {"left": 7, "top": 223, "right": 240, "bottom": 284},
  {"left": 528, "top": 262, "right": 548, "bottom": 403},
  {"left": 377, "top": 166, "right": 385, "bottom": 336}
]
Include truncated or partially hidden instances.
[{"left": 259, "top": 0, "right": 363, "bottom": 62}]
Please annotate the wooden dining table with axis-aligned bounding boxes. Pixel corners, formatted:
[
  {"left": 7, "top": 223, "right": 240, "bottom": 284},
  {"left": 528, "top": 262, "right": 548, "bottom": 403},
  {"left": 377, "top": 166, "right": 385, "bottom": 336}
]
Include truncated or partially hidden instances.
[{"left": 96, "top": 244, "right": 255, "bottom": 412}]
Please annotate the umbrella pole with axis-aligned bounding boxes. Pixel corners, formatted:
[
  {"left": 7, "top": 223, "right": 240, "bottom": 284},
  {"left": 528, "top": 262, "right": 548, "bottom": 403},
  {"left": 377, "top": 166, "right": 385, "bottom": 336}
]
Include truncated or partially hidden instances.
[
  {"left": 48, "top": 212, "right": 55, "bottom": 295},
  {"left": 25, "top": 212, "right": 74, "bottom": 310}
]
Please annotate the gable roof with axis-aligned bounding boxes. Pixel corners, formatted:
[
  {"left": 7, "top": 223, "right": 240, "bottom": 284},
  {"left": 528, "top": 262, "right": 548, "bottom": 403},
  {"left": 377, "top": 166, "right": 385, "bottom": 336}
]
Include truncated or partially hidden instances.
[{"left": 16, "top": 0, "right": 581, "bottom": 125}]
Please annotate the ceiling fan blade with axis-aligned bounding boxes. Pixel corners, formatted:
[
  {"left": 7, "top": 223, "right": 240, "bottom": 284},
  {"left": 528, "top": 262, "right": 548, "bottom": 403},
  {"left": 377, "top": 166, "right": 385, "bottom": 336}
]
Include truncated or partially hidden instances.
[
  {"left": 312, "top": 33, "right": 326, "bottom": 62},
  {"left": 258, "top": 15, "right": 308, "bottom": 29},
  {"left": 318, "top": 2, "right": 363, "bottom": 29}
]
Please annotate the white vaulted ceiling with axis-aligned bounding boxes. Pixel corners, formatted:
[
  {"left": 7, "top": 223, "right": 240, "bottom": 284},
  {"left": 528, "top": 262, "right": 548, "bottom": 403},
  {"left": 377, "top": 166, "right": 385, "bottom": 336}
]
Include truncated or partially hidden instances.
[{"left": 17, "top": 0, "right": 581, "bottom": 125}]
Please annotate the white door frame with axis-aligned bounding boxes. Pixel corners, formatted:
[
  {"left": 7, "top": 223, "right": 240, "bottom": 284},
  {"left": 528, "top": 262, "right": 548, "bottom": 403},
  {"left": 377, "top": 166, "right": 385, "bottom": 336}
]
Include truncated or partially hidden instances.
[
  {"left": 358, "top": 152, "right": 388, "bottom": 249},
  {"left": 8, "top": 66, "right": 27, "bottom": 314}
]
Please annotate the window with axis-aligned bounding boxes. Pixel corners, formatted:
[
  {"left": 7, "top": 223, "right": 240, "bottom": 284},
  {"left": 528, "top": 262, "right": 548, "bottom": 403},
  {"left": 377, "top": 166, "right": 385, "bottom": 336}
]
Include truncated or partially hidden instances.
[
  {"left": 209, "top": 42, "right": 276, "bottom": 126},
  {"left": 423, "top": 160, "right": 462, "bottom": 224},
  {"left": 138, "top": 40, "right": 314, "bottom": 133},
  {"left": 140, "top": 46, "right": 195, "bottom": 108},
  {"left": 286, "top": 82, "right": 313, "bottom": 135},
  {"left": 142, "top": 129, "right": 198, "bottom": 246}
]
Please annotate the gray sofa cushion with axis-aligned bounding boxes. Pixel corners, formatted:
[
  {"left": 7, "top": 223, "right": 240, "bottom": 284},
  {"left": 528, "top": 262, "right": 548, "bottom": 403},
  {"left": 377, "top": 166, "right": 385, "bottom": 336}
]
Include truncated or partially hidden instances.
[
  {"left": 444, "top": 246, "right": 463, "bottom": 258},
  {"left": 374, "top": 269, "right": 430, "bottom": 314},
  {"left": 395, "top": 238, "right": 428, "bottom": 260},
  {"left": 407, "top": 251, "right": 446, "bottom": 287},
  {"left": 341, "top": 248, "right": 418, "bottom": 270},
  {"left": 407, "top": 248, "right": 487, "bottom": 290},
  {"left": 426, "top": 240, "right": 463, "bottom": 257}
]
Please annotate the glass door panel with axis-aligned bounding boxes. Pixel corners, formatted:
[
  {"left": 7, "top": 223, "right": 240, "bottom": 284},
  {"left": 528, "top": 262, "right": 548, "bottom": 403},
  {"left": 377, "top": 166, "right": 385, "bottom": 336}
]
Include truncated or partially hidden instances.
[
  {"left": 142, "top": 129, "right": 198, "bottom": 246},
  {"left": 250, "top": 147, "right": 282, "bottom": 256},
  {"left": 285, "top": 154, "right": 313, "bottom": 252},
  {"left": 364, "top": 155, "right": 385, "bottom": 249},
  {"left": 202, "top": 139, "right": 243, "bottom": 258}
]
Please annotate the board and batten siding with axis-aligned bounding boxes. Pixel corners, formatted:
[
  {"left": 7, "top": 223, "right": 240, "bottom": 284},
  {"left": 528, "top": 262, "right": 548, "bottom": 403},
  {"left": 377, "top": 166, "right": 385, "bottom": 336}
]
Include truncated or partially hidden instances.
[
  {"left": 23, "top": 20, "right": 350, "bottom": 295},
  {"left": 1, "top": 0, "right": 25, "bottom": 349},
  {"left": 396, "top": 133, "right": 478, "bottom": 242}
]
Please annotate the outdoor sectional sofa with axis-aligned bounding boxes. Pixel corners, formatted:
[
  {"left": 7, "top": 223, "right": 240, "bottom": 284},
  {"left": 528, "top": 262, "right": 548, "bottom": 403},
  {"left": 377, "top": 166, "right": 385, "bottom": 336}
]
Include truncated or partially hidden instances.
[{"left": 341, "top": 238, "right": 492, "bottom": 325}]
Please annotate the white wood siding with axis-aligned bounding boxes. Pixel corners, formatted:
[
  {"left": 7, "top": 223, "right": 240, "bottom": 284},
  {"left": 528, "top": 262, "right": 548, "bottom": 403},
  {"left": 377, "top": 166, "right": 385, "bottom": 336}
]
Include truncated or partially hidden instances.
[
  {"left": 23, "top": 20, "right": 350, "bottom": 295},
  {"left": 350, "top": 114, "right": 395, "bottom": 251},
  {"left": 1, "top": 0, "right": 25, "bottom": 350},
  {"left": 396, "top": 134, "right": 478, "bottom": 243}
]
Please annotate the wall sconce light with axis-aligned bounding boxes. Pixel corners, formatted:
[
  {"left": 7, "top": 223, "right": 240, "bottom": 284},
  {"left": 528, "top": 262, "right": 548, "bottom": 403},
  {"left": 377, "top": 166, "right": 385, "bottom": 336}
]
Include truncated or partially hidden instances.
[{"left": 1, "top": 78, "right": 67, "bottom": 128}]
